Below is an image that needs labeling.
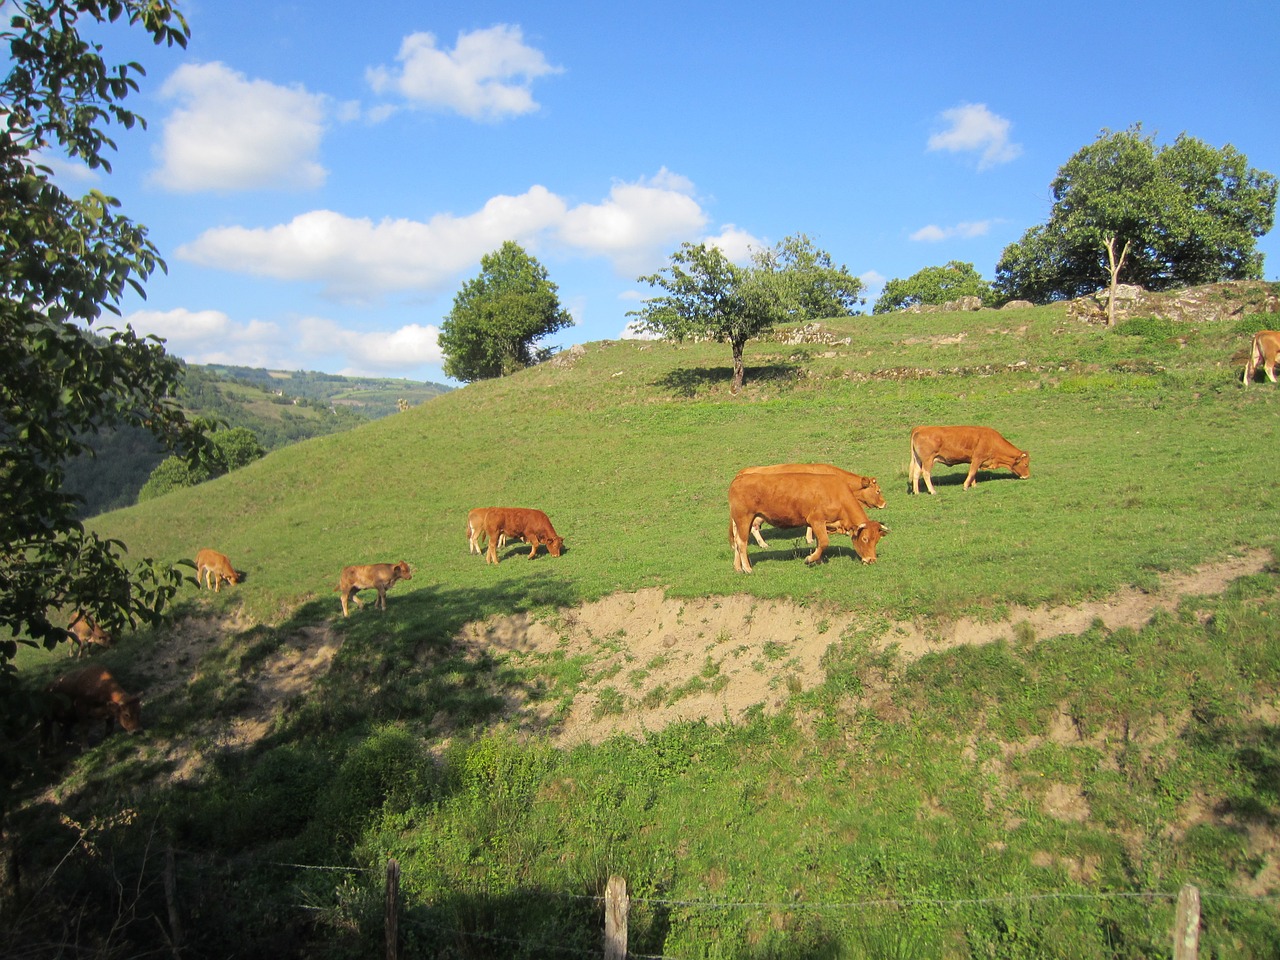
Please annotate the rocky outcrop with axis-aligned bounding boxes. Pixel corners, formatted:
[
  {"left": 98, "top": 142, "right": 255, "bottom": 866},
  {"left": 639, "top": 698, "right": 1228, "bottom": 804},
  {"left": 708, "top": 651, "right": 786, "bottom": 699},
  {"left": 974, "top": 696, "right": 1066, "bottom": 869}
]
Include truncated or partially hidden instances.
[{"left": 1066, "top": 280, "right": 1279, "bottom": 325}]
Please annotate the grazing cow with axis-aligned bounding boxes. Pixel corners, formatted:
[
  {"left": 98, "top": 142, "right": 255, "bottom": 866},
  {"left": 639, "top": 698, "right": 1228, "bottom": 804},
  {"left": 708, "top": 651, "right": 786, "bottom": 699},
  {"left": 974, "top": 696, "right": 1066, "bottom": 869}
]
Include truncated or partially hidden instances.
[
  {"left": 45, "top": 666, "right": 142, "bottom": 748},
  {"left": 737, "top": 463, "right": 887, "bottom": 549},
  {"left": 1242, "top": 330, "right": 1280, "bottom": 386},
  {"left": 909, "top": 425, "right": 1029, "bottom": 495},
  {"left": 481, "top": 508, "right": 564, "bottom": 564},
  {"left": 66, "top": 611, "right": 113, "bottom": 658},
  {"left": 728, "top": 472, "right": 889, "bottom": 574},
  {"left": 336, "top": 561, "right": 412, "bottom": 617},
  {"left": 466, "top": 508, "right": 509, "bottom": 555},
  {"left": 195, "top": 549, "right": 240, "bottom": 592}
]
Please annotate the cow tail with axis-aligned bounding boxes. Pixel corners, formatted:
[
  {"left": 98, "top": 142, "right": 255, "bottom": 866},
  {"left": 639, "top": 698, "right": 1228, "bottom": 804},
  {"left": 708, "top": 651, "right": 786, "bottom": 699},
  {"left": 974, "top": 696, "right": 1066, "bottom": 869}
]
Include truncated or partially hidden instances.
[{"left": 908, "top": 429, "right": 920, "bottom": 485}]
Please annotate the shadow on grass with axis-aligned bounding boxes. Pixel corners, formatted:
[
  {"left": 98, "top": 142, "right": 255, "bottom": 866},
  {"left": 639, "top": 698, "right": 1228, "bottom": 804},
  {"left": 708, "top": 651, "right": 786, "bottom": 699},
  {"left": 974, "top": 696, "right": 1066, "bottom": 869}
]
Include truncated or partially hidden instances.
[
  {"left": 905, "top": 470, "right": 1027, "bottom": 494},
  {"left": 655, "top": 363, "right": 798, "bottom": 398}
]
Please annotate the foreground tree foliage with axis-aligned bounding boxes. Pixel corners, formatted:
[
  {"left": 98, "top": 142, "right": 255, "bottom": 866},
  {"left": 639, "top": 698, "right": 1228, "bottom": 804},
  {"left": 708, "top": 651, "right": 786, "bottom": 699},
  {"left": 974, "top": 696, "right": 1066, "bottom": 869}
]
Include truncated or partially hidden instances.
[
  {"left": 439, "top": 241, "right": 573, "bottom": 382},
  {"left": 633, "top": 234, "right": 862, "bottom": 392},
  {"left": 873, "top": 260, "right": 993, "bottom": 314},
  {"left": 0, "top": 0, "right": 202, "bottom": 804},
  {"left": 995, "top": 125, "right": 1277, "bottom": 303}
]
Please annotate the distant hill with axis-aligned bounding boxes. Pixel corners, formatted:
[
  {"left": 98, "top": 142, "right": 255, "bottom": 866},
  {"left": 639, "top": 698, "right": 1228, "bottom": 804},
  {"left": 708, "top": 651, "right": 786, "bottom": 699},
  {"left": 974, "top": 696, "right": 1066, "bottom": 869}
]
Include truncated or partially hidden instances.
[
  {"left": 62, "top": 363, "right": 451, "bottom": 517},
  {"left": 197, "top": 365, "right": 451, "bottom": 420}
]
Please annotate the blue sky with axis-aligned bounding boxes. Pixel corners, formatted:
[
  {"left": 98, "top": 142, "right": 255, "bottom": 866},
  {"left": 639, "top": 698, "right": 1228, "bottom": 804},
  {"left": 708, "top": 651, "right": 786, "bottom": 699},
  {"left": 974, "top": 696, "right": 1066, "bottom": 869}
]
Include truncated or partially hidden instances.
[{"left": 57, "top": 0, "right": 1280, "bottom": 385}]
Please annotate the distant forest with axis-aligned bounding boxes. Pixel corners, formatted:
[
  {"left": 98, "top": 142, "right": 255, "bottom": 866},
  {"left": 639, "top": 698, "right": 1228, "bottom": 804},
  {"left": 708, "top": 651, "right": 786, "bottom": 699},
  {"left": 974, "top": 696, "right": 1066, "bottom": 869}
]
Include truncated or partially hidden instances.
[{"left": 62, "top": 364, "right": 451, "bottom": 518}]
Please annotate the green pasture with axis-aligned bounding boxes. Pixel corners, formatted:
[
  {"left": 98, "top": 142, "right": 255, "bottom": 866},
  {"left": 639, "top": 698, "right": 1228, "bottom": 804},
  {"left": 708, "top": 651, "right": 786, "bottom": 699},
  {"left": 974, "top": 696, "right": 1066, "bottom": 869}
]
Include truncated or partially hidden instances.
[{"left": 12, "top": 298, "right": 1280, "bottom": 958}]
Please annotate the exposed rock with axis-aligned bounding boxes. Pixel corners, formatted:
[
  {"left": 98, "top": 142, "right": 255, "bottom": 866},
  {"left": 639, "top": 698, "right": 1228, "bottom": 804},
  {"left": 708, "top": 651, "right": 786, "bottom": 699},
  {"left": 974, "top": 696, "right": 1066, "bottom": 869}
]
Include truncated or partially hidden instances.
[
  {"left": 1001, "top": 300, "right": 1035, "bottom": 310},
  {"left": 1067, "top": 280, "right": 1278, "bottom": 326}
]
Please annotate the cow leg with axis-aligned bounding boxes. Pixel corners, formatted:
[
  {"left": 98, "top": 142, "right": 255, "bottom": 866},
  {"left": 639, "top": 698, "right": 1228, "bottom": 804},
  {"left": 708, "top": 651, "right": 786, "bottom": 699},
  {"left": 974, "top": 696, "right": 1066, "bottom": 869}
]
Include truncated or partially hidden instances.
[
  {"left": 528, "top": 538, "right": 539, "bottom": 559},
  {"left": 731, "top": 516, "right": 753, "bottom": 573},
  {"left": 376, "top": 587, "right": 387, "bottom": 611},
  {"left": 750, "top": 517, "right": 768, "bottom": 550},
  {"left": 803, "top": 516, "right": 829, "bottom": 565},
  {"left": 920, "top": 458, "right": 938, "bottom": 495}
]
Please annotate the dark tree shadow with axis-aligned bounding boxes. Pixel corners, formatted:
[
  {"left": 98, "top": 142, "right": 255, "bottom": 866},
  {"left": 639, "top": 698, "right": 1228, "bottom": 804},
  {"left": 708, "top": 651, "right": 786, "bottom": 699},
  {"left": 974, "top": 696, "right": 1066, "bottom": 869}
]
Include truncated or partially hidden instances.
[{"left": 655, "top": 363, "right": 798, "bottom": 398}]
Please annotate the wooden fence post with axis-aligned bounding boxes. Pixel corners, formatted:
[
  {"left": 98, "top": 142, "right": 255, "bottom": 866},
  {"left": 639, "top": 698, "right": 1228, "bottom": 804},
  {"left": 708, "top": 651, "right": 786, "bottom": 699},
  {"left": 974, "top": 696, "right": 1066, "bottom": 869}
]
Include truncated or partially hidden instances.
[
  {"left": 1174, "top": 883, "right": 1200, "bottom": 960},
  {"left": 385, "top": 858, "right": 400, "bottom": 960},
  {"left": 604, "top": 874, "right": 629, "bottom": 960}
]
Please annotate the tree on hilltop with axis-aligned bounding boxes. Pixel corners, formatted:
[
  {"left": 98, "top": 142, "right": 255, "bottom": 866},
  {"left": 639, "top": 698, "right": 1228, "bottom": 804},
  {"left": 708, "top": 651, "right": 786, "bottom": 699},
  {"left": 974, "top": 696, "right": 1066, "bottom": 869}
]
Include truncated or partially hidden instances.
[
  {"left": 873, "top": 261, "right": 992, "bottom": 314},
  {"left": 994, "top": 126, "right": 1277, "bottom": 309},
  {"left": 1, "top": 0, "right": 206, "bottom": 791},
  {"left": 439, "top": 242, "right": 573, "bottom": 382},
  {"left": 632, "top": 234, "right": 862, "bottom": 393}
]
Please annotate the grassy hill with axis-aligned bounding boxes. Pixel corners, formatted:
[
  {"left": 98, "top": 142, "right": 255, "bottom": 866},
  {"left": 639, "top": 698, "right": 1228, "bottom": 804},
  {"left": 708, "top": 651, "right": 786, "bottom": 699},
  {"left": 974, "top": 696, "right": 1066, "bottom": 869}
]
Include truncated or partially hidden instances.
[{"left": 12, "top": 287, "right": 1280, "bottom": 958}]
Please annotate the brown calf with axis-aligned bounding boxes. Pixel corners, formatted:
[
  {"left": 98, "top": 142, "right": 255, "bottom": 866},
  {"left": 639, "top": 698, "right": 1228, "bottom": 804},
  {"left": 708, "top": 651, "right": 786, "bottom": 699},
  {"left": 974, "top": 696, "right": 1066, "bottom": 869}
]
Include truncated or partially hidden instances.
[
  {"left": 45, "top": 665, "right": 142, "bottom": 748},
  {"left": 908, "top": 425, "right": 1030, "bottom": 495},
  {"left": 481, "top": 508, "right": 564, "bottom": 564},
  {"left": 1242, "top": 330, "right": 1280, "bottom": 386},
  {"left": 67, "top": 611, "right": 113, "bottom": 658},
  {"left": 195, "top": 549, "right": 240, "bottom": 592},
  {"left": 336, "top": 561, "right": 412, "bottom": 617}
]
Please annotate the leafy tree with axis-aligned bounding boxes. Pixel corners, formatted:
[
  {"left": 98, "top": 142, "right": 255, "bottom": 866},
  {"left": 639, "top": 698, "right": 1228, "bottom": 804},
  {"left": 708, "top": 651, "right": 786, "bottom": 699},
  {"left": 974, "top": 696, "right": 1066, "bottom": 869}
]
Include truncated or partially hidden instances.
[
  {"left": 1, "top": 0, "right": 201, "bottom": 789},
  {"left": 994, "top": 125, "right": 1277, "bottom": 304},
  {"left": 873, "top": 260, "right": 993, "bottom": 314},
  {"left": 137, "top": 426, "right": 264, "bottom": 502},
  {"left": 632, "top": 234, "right": 861, "bottom": 393},
  {"left": 439, "top": 241, "right": 573, "bottom": 382},
  {"left": 751, "top": 233, "right": 865, "bottom": 321}
]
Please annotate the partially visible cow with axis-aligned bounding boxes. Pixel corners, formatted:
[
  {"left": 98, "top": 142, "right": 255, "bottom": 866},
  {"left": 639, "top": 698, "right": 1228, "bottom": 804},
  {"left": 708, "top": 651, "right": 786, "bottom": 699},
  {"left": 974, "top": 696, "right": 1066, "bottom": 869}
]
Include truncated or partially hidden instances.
[
  {"left": 67, "top": 611, "right": 113, "bottom": 658},
  {"left": 336, "top": 561, "right": 412, "bottom": 617},
  {"left": 482, "top": 508, "right": 564, "bottom": 564},
  {"left": 737, "top": 463, "right": 887, "bottom": 549},
  {"left": 44, "top": 666, "right": 142, "bottom": 749},
  {"left": 195, "top": 549, "right": 240, "bottom": 592},
  {"left": 909, "top": 425, "right": 1029, "bottom": 495},
  {"left": 728, "top": 472, "right": 889, "bottom": 574},
  {"left": 1242, "top": 330, "right": 1280, "bottom": 386},
  {"left": 466, "top": 508, "right": 509, "bottom": 555}
]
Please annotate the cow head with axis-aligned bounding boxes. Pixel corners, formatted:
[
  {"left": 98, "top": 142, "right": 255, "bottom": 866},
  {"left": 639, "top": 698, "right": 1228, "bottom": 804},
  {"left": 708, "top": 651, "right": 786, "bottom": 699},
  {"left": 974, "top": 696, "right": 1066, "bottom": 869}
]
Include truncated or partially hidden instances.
[
  {"left": 546, "top": 536, "right": 564, "bottom": 557},
  {"left": 1012, "top": 453, "right": 1030, "bottom": 479},
  {"left": 859, "top": 478, "right": 887, "bottom": 509},
  {"left": 393, "top": 561, "right": 413, "bottom": 581},
  {"left": 849, "top": 521, "right": 888, "bottom": 564},
  {"left": 114, "top": 696, "right": 143, "bottom": 733}
]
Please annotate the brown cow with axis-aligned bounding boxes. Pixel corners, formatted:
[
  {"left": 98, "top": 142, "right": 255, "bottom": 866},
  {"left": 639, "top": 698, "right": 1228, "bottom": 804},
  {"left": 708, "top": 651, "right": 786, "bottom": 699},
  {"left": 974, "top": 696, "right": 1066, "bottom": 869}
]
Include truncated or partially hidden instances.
[
  {"left": 728, "top": 471, "right": 888, "bottom": 574},
  {"left": 909, "top": 425, "right": 1030, "bottom": 495},
  {"left": 336, "top": 561, "right": 412, "bottom": 617},
  {"left": 737, "top": 463, "right": 887, "bottom": 549},
  {"left": 195, "top": 548, "right": 240, "bottom": 592},
  {"left": 482, "top": 508, "right": 564, "bottom": 564},
  {"left": 66, "top": 611, "right": 113, "bottom": 658},
  {"left": 45, "top": 665, "right": 142, "bottom": 748},
  {"left": 466, "top": 508, "right": 509, "bottom": 555},
  {"left": 1242, "top": 330, "right": 1280, "bottom": 386}
]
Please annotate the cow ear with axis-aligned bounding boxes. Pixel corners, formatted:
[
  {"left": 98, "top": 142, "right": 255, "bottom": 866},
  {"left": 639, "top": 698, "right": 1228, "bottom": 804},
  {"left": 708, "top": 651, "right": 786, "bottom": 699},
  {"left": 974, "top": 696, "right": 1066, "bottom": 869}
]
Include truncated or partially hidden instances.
[{"left": 854, "top": 523, "right": 867, "bottom": 535}]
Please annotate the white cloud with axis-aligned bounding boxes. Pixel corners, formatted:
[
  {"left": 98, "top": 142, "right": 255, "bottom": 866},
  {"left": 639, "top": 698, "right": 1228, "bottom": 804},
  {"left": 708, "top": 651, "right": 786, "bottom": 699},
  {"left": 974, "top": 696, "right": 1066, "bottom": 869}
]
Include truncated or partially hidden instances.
[
  {"left": 367, "top": 24, "right": 562, "bottom": 120},
  {"left": 704, "top": 224, "right": 765, "bottom": 264},
  {"left": 176, "top": 187, "right": 568, "bottom": 301},
  {"left": 927, "top": 103, "right": 1022, "bottom": 170},
  {"left": 124, "top": 307, "right": 444, "bottom": 378},
  {"left": 298, "top": 317, "right": 443, "bottom": 371},
  {"left": 153, "top": 62, "right": 328, "bottom": 192},
  {"left": 178, "top": 171, "right": 713, "bottom": 298},
  {"left": 909, "top": 220, "right": 994, "bottom": 242},
  {"left": 557, "top": 168, "right": 707, "bottom": 273}
]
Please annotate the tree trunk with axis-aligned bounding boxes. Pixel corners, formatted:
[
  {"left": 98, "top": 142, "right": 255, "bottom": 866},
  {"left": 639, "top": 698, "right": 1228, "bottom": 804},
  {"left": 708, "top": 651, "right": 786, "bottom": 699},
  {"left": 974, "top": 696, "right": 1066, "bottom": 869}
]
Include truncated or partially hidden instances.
[
  {"left": 730, "top": 339, "right": 746, "bottom": 394},
  {"left": 1103, "top": 235, "right": 1131, "bottom": 327}
]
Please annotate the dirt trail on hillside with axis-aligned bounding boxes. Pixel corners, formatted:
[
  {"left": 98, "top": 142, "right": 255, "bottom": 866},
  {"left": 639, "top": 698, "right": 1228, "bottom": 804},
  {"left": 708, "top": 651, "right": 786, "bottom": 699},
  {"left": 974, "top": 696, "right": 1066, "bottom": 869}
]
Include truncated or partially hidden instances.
[
  {"left": 150, "top": 548, "right": 1271, "bottom": 765},
  {"left": 456, "top": 547, "right": 1273, "bottom": 746}
]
